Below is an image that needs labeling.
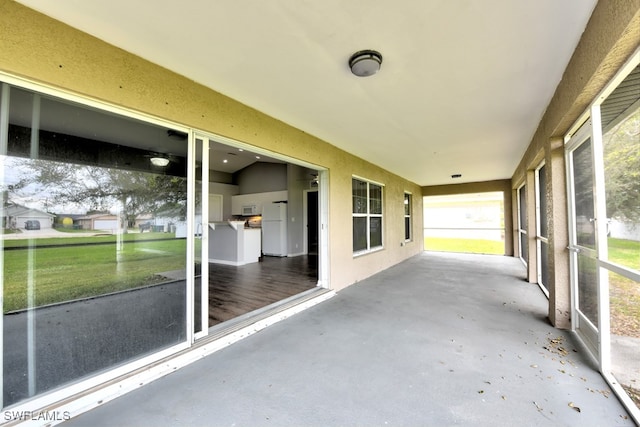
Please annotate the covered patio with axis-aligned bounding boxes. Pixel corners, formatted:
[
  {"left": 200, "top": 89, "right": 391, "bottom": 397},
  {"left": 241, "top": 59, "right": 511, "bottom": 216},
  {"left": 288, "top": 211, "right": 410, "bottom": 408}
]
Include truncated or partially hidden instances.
[{"left": 63, "top": 252, "right": 633, "bottom": 426}]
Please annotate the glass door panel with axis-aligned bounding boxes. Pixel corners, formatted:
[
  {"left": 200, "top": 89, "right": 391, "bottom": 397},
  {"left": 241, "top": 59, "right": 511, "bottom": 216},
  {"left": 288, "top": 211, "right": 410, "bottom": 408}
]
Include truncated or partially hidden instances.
[
  {"left": 190, "top": 136, "right": 209, "bottom": 339},
  {"left": 1, "top": 82, "right": 189, "bottom": 408},
  {"left": 573, "top": 139, "right": 596, "bottom": 250},
  {"left": 568, "top": 125, "right": 600, "bottom": 355}
]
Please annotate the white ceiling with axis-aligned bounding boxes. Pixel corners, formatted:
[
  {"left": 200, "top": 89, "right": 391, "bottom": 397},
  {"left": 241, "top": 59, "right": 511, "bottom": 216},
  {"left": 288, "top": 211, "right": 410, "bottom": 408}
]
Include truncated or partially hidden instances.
[{"left": 17, "top": 0, "right": 597, "bottom": 186}]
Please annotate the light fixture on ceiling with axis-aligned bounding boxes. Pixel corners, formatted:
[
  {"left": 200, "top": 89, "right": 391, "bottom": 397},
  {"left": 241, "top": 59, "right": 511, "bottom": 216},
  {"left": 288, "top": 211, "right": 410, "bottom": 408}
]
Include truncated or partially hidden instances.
[
  {"left": 349, "top": 49, "right": 383, "bottom": 77},
  {"left": 150, "top": 157, "right": 170, "bottom": 167}
]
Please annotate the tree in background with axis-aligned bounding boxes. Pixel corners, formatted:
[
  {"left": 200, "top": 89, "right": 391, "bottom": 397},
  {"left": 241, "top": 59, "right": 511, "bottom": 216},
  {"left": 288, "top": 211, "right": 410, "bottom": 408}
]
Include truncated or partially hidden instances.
[
  {"left": 603, "top": 107, "right": 640, "bottom": 223},
  {"left": 11, "top": 159, "right": 187, "bottom": 232}
]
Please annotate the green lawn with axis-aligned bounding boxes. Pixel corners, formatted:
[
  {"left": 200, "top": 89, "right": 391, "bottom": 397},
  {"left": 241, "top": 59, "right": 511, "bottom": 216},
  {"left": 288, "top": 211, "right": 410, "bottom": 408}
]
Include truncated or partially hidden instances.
[
  {"left": 424, "top": 237, "right": 504, "bottom": 255},
  {"left": 2, "top": 231, "right": 174, "bottom": 248},
  {"left": 608, "top": 237, "right": 640, "bottom": 271},
  {"left": 423, "top": 236, "right": 639, "bottom": 266},
  {"left": 608, "top": 238, "right": 640, "bottom": 338},
  {"left": 3, "top": 237, "right": 186, "bottom": 313}
]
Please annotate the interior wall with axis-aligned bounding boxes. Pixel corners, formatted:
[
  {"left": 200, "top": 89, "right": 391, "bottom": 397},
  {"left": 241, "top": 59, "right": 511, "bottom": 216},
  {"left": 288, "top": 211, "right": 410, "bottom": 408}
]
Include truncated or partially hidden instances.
[
  {"left": 209, "top": 182, "right": 240, "bottom": 221},
  {"left": 234, "top": 162, "right": 287, "bottom": 194},
  {"left": 421, "top": 180, "right": 513, "bottom": 256},
  {"left": 0, "top": 0, "right": 423, "bottom": 292},
  {"left": 286, "top": 164, "right": 311, "bottom": 256}
]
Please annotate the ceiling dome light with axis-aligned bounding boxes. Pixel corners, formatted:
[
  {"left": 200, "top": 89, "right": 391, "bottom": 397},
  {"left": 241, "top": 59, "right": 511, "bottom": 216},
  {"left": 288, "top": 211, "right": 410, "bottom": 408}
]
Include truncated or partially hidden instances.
[
  {"left": 150, "top": 157, "right": 170, "bottom": 167},
  {"left": 349, "top": 50, "right": 383, "bottom": 77}
]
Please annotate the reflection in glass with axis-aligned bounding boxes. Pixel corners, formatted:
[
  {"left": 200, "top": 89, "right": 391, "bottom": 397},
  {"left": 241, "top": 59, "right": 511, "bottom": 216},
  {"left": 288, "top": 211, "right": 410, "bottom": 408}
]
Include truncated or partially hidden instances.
[
  {"left": 577, "top": 255, "right": 598, "bottom": 327},
  {"left": 572, "top": 140, "right": 596, "bottom": 249},
  {"left": 193, "top": 138, "right": 203, "bottom": 334},
  {"left": 352, "top": 178, "right": 367, "bottom": 214},
  {"left": 404, "top": 193, "right": 411, "bottom": 241},
  {"left": 518, "top": 186, "right": 527, "bottom": 261},
  {"left": 353, "top": 217, "right": 367, "bottom": 252},
  {"left": 540, "top": 240, "right": 549, "bottom": 290},
  {"left": 519, "top": 186, "right": 526, "bottom": 232},
  {"left": 370, "top": 216, "right": 382, "bottom": 248},
  {"left": 369, "top": 184, "right": 382, "bottom": 214},
  {"left": 538, "top": 165, "right": 548, "bottom": 238},
  {"left": 2, "top": 83, "right": 188, "bottom": 407}
]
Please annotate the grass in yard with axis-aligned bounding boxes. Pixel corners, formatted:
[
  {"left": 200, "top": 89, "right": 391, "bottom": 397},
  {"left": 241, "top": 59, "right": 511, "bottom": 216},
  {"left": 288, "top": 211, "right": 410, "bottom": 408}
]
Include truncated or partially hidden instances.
[
  {"left": 2, "top": 232, "right": 175, "bottom": 248},
  {"left": 3, "top": 238, "right": 186, "bottom": 313},
  {"left": 1, "top": 228, "right": 21, "bottom": 235},
  {"left": 608, "top": 237, "right": 640, "bottom": 271},
  {"left": 424, "top": 237, "right": 504, "bottom": 255},
  {"left": 608, "top": 267, "right": 640, "bottom": 338},
  {"left": 607, "top": 238, "right": 639, "bottom": 338}
]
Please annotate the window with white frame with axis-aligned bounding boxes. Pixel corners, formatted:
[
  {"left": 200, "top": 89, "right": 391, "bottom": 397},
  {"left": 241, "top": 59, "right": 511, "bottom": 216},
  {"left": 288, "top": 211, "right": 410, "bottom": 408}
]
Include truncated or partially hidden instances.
[
  {"left": 517, "top": 184, "right": 528, "bottom": 264},
  {"left": 352, "top": 177, "right": 383, "bottom": 254},
  {"left": 404, "top": 192, "right": 412, "bottom": 241}
]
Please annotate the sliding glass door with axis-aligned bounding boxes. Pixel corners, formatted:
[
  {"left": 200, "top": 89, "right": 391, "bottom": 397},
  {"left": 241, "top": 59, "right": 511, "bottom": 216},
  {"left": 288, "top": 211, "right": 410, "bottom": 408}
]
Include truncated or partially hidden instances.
[{"left": 1, "top": 81, "right": 191, "bottom": 409}]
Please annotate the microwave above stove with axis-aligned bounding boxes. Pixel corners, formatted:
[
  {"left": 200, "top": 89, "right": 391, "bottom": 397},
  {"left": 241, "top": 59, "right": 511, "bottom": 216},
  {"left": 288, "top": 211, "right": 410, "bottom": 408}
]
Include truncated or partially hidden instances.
[{"left": 242, "top": 205, "right": 258, "bottom": 216}]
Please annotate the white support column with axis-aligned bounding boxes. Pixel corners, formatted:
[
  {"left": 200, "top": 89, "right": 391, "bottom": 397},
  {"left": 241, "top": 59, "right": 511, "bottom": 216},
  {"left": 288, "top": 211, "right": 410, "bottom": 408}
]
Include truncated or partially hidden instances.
[
  {"left": 546, "top": 137, "right": 570, "bottom": 328},
  {"left": 590, "top": 104, "right": 611, "bottom": 370}
]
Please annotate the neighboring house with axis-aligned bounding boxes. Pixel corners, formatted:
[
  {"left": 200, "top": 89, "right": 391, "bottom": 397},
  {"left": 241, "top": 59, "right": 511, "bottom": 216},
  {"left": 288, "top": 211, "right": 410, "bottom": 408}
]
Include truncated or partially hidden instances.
[
  {"left": 75, "top": 213, "right": 119, "bottom": 232},
  {"left": 133, "top": 213, "right": 153, "bottom": 229},
  {"left": 3, "top": 204, "right": 55, "bottom": 230},
  {"left": 135, "top": 212, "right": 185, "bottom": 235}
]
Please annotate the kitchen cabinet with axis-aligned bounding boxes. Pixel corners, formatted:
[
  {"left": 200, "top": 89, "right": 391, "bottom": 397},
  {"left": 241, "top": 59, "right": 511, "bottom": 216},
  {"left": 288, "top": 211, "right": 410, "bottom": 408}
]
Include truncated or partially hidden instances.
[
  {"left": 208, "top": 221, "right": 261, "bottom": 265},
  {"left": 231, "top": 190, "right": 288, "bottom": 215}
]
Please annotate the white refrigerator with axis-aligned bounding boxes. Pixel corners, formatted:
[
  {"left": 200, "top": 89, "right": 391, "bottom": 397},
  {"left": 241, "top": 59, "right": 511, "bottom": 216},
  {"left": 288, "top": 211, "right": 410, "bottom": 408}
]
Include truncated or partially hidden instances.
[{"left": 262, "top": 203, "right": 288, "bottom": 256}]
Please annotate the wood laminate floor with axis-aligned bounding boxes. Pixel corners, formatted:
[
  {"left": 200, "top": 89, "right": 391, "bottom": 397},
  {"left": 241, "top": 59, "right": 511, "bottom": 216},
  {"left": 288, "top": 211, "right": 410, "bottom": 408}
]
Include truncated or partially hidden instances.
[{"left": 207, "top": 255, "right": 318, "bottom": 326}]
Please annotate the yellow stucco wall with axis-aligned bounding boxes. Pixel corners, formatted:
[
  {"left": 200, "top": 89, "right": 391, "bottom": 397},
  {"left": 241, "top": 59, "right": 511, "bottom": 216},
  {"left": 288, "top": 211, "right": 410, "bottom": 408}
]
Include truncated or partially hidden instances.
[{"left": 0, "top": 0, "right": 423, "bottom": 291}]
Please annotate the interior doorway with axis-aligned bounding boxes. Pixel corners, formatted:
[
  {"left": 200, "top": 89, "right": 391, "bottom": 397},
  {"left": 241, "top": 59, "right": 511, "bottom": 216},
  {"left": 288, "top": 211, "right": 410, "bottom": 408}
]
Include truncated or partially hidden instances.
[
  {"left": 191, "top": 134, "right": 327, "bottom": 332},
  {"left": 306, "top": 190, "right": 319, "bottom": 256}
]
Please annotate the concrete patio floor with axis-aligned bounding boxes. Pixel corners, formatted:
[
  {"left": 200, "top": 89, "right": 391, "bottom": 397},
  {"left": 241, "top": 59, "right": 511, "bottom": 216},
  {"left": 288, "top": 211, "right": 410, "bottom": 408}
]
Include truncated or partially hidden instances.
[{"left": 63, "top": 252, "right": 634, "bottom": 426}]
